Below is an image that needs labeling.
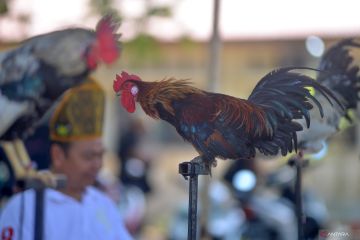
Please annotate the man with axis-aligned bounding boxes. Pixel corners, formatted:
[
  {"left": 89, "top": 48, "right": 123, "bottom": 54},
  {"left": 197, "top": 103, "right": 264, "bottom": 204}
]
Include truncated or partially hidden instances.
[{"left": 0, "top": 79, "right": 133, "bottom": 240}]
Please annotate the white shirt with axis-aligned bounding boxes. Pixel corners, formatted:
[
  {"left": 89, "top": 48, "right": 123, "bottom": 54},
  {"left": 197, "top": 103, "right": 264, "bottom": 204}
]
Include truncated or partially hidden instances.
[{"left": 0, "top": 187, "right": 133, "bottom": 240}]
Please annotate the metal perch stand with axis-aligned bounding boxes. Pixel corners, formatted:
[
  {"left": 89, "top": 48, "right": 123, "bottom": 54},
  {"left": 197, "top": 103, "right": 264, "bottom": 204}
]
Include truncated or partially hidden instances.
[
  {"left": 34, "top": 185, "right": 45, "bottom": 240},
  {"left": 31, "top": 176, "right": 67, "bottom": 240},
  {"left": 179, "top": 160, "right": 210, "bottom": 240},
  {"left": 288, "top": 155, "right": 309, "bottom": 240},
  {"left": 24, "top": 176, "right": 65, "bottom": 240}
]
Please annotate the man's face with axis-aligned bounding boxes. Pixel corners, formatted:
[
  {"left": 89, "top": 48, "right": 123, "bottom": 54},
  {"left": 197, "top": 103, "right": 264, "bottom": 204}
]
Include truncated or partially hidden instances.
[{"left": 53, "top": 138, "right": 104, "bottom": 191}]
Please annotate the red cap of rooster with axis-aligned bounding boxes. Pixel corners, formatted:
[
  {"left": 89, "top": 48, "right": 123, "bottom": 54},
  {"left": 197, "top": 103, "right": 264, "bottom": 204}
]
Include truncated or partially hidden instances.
[
  {"left": 87, "top": 15, "right": 121, "bottom": 69},
  {"left": 113, "top": 71, "right": 142, "bottom": 113},
  {"left": 113, "top": 71, "right": 141, "bottom": 92}
]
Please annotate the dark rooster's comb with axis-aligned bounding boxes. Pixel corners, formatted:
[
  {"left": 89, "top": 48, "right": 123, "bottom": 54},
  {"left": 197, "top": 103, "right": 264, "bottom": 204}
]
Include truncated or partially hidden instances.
[{"left": 113, "top": 71, "right": 141, "bottom": 92}]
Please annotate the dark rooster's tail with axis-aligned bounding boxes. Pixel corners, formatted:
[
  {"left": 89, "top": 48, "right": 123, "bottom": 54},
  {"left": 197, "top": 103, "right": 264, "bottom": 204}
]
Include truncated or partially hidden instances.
[
  {"left": 248, "top": 67, "right": 344, "bottom": 156},
  {"left": 317, "top": 38, "right": 360, "bottom": 120}
]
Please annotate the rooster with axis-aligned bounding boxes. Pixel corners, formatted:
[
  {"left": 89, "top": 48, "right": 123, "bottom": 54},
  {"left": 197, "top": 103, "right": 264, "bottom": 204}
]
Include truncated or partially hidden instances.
[
  {"left": 0, "top": 15, "right": 121, "bottom": 179},
  {"left": 296, "top": 38, "right": 360, "bottom": 154},
  {"left": 113, "top": 68, "right": 343, "bottom": 172}
]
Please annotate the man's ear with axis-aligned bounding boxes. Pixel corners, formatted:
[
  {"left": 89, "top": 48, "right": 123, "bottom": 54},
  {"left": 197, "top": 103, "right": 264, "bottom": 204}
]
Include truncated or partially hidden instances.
[{"left": 50, "top": 144, "right": 66, "bottom": 170}]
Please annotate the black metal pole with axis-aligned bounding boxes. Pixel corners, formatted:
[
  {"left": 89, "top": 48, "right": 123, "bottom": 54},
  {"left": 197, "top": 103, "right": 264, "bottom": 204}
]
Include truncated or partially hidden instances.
[
  {"left": 295, "top": 159, "right": 304, "bottom": 240},
  {"left": 24, "top": 178, "right": 46, "bottom": 240},
  {"left": 188, "top": 174, "right": 198, "bottom": 240},
  {"left": 288, "top": 156, "right": 306, "bottom": 240},
  {"left": 34, "top": 188, "right": 45, "bottom": 240},
  {"left": 179, "top": 158, "right": 210, "bottom": 240},
  {"left": 24, "top": 174, "right": 66, "bottom": 240}
]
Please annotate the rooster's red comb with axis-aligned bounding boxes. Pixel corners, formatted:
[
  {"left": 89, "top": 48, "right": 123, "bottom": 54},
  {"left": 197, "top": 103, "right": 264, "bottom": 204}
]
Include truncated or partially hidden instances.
[
  {"left": 96, "top": 14, "right": 121, "bottom": 64},
  {"left": 113, "top": 71, "right": 141, "bottom": 92}
]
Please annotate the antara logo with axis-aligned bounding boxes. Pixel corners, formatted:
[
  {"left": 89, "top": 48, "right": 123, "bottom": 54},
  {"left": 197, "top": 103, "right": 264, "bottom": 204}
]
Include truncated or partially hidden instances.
[{"left": 319, "top": 229, "right": 351, "bottom": 238}]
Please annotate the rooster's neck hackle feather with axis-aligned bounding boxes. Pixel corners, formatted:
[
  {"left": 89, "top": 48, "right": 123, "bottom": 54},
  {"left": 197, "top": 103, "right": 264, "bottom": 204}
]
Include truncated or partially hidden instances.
[{"left": 137, "top": 78, "right": 204, "bottom": 118}]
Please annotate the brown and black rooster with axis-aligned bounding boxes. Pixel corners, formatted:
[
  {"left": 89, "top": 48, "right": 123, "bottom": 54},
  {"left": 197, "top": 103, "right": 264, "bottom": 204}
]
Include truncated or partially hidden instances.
[{"left": 113, "top": 68, "right": 343, "bottom": 172}]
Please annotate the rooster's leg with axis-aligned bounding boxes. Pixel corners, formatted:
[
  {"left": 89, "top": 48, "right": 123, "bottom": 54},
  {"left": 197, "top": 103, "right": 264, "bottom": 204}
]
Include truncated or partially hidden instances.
[
  {"left": 0, "top": 141, "right": 28, "bottom": 178},
  {"left": 1, "top": 140, "right": 62, "bottom": 189},
  {"left": 190, "top": 156, "right": 212, "bottom": 175},
  {"left": 13, "top": 139, "right": 61, "bottom": 187},
  {"left": 14, "top": 139, "right": 32, "bottom": 170}
]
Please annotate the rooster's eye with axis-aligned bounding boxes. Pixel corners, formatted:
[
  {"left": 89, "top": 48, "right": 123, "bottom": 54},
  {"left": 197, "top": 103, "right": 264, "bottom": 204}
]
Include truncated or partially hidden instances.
[{"left": 131, "top": 86, "right": 139, "bottom": 96}]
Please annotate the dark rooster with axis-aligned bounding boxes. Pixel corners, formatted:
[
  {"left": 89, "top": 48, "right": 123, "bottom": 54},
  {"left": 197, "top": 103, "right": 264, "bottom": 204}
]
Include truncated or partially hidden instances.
[
  {"left": 0, "top": 15, "right": 121, "bottom": 178},
  {"left": 297, "top": 38, "right": 360, "bottom": 153},
  {"left": 113, "top": 69, "right": 343, "bottom": 172}
]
